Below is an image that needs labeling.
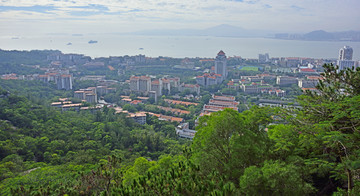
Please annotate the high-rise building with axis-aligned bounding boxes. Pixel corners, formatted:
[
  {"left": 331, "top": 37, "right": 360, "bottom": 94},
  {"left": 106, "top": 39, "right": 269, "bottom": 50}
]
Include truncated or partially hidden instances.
[
  {"left": 215, "top": 50, "right": 227, "bottom": 78},
  {"left": 57, "top": 75, "right": 73, "bottom": 90},
  {"left": 129, "top": 76, "right": 151, "bottom": 93},
  {"left": 151, "top": 79, "right": 163, "bottom": 97},
  {"left": 337, "top": 46, "right": 356, "bottom": 71},
  {"left": 258, "top": 53, "right": 270, "bottom": 63},
  {"left": 337, "top": 60, "right": 356, "bottom": 70},
  {"left": 339, "top": 46, "right": 353, "bottom": 60},
  {"left": 139, "top": 76, "right": 151, "bottom": 92}
]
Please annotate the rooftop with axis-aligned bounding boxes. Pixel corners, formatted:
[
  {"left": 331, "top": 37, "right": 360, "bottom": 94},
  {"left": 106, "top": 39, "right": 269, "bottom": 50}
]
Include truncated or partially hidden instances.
[
  {"left": 217, "top": 50, "right": 225, "bottom": 56},
  {"left": 300, "top": 68, "right": 316, "bottom": 72}
]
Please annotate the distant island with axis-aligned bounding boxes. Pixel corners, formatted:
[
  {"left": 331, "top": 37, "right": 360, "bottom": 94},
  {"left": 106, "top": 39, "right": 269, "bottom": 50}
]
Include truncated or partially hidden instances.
[
  {"left": 274, "top": 30, "right": 360, "bottom": 42},
  {"left": 129, "top": 24, "right": 360, "bottom": 42},
  {"left": 88, "top": 40, "right": 98, "bottom": 44}
]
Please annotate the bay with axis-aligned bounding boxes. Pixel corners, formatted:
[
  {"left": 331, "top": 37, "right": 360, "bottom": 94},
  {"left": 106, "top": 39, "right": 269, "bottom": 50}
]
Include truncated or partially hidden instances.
[{"left": 1, "top": 35, "right": 360, "bottom": 60}]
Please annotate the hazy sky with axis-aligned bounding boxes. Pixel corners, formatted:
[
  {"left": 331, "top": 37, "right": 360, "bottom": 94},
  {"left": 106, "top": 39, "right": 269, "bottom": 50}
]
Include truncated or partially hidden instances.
[{"left": 1, "top": 0, "right": 360, "bottom": 36}]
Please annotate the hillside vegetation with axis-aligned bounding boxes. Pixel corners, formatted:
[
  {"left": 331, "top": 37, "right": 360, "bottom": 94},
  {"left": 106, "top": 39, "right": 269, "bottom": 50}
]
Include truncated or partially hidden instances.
[{"left": 1, "top": 64, "right": 360, "bottom": 195}]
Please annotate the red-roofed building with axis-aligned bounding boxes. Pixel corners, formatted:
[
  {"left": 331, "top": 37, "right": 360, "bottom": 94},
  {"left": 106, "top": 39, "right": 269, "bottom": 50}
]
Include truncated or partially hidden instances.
[
  {"left": 1, "top": 73, "right": 18, "bottom": 80},
  {"left": 196, "top": 94, "right": 239, "bottom": 127},
  {"left": 213, "top": 95, "right": 235, "bottom": 101},
  {"left": 164, "top": 99, "right": 198, "bottom": 106},
  {"left": 299, "top": 68, "right": 316, "bottom": 73},
  {"left": 146, "top": 112, "right": 184, "bottom": 123},
  {"left": 301, "top": 88, "right": 319, "bottom": 93},
  {"left": 196, "top": 72, "right": 223, "bottom": 86},
  {"left": 179, "top": 83, "right": 201, "bottom": 95},
  {"left": 307, "top": 76, "right": 323, "bottom": 80},
  {"left": 130, "top": 100, "right": 143, "bottom": 105},
  {"left": 215, "top": 50, "right": 228, "bottom": 78}
]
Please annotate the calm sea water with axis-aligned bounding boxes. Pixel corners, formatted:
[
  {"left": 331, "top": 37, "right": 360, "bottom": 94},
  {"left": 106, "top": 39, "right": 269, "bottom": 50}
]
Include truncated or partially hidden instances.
[{"left": 1, "top": 35, "right": 360, "bottom": 60}]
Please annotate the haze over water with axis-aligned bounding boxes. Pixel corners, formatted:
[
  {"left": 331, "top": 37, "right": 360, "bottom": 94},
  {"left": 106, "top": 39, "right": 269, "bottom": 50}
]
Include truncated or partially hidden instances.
[{"left": 1, "top": 35, "right": 360, "bottom": 60}]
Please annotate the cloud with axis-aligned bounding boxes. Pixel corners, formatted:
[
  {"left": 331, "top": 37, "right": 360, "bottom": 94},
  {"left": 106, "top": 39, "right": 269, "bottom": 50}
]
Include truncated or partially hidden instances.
[
  {"left": 66, "top": 4, "right": 110, "bottom": 16},
  {"left": 68, "top": 4, "right": 109, "bottom": 11},
  {"left": 0, "top": 0, "right": 359, "bottom": 35},
  {"left": 290, "top": 5, "right": 305, "bottom": 11}
]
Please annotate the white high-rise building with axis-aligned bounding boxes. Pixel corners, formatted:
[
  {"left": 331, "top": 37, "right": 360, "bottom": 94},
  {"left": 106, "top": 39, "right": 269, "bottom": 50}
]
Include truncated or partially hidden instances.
[
  {"left": 339, "top": 46, "right": 353, "bottom": 60},
  {"left": 338, "top": 46, "right": 356, "bottom": 71},
  {"left": 215, "top": 50, "right": 227, "bottom": 78},
  {"left": 337, "top": 60, "right": 356, "bottom": 70}
]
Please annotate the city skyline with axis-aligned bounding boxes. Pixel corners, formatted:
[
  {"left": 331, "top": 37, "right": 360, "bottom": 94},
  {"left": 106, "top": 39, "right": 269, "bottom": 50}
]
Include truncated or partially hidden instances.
[{"left": 1, "top": 0, "right": 360, "bottom": 36}]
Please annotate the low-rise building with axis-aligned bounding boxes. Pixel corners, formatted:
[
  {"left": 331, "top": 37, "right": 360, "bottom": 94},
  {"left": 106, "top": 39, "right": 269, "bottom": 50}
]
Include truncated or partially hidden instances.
[
  {"left": 130, "top": 100, "right": 143, "bottom": 105},
  {"left": 1, "top": 73, "right": 18, "bottom": 80},
  {"left": 74, "top": 87, "right": 98, "bottom": 103},
  {"left": 179, "top": 83, "right": 201, "bottom": 95},
  {"left": 61, "top": 103, "right": 82, "bottom": 111},
  {"left": 129, "top": 112, "right": 147, "bottom": 125},
  {"left": 176, "top": 122, "right": 196, "bottom": 140},
  {"left": 276, "top": 76, "right": 298, "bottom": 86},
  {"left": 164, "top": 99, "right": 198, "bottom": 106},
  {"left": 241, "top": 84, "right": 258, "bottom": 94},
  {"left": 227, "top": 80, "right": 240, "bottom": 90},
  {"left": 298, "top": 76, "right": 323, "bottom": 88},
  {"left": 196, "top": 94, "right": 239, "bottom": 127},
  {"left": 146, "top": 112, "right": 184, "bottom": 123},
  {"left": 299, "top": 68, "right": 317, "bottom": 74},
  {"left": 298, "top": 79, "right": 318, "bottom": 88},
  {"left": 157, "top": 106, "right": 190, "bottom": 115},
  {"left": 196, "top": 73, "right": 224, "bottom": 87}
]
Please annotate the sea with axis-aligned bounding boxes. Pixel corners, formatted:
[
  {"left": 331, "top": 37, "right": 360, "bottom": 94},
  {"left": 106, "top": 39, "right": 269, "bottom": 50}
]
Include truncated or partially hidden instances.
[{"left": 1, "top": 34, "right": 360, "bottom": 60}]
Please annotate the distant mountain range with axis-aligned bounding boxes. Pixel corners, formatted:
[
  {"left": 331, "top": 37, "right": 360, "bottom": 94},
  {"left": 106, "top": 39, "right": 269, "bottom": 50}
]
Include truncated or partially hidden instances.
[
  {"left": 274, "top": 30, "right": 360, "bottom": 42},
  {"left": 128, "top": 24, "right": 360, "bottom": 42}
]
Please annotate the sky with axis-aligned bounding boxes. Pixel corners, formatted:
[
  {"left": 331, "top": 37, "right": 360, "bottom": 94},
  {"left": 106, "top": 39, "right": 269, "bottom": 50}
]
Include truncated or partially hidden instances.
[{"left": 0, "top": 0, "right": 360, "bottom": 36}]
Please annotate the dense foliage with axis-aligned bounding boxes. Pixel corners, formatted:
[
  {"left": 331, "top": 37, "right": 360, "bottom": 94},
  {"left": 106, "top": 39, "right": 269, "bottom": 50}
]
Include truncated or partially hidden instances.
[
  {"left": 1, "top": 64, "right": 359, "bottom": 195},
  {"left": 0, "top": 84, "right": 186, "bottom": 195},
  {"left": 0, "top": 49, "right": 56, "bottom": 75}
]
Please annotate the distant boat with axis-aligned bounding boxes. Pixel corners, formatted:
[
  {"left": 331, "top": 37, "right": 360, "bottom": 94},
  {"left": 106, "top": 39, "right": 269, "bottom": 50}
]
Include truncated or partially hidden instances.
[
  {"left": 67, "top": 42, "right": 72, "bottom": 45},
  {"left": 139, "top": 48, "right": 144, "bottom": 50},
  {"left": 88, "top": 40, "right": 98, "bottom": 44}
]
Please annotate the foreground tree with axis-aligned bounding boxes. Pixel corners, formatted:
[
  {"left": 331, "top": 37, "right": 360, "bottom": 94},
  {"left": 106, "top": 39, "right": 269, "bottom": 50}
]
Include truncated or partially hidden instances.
[
  {"left": 240, "top": 160, "right": 314, "bottom": 195},
  {"left": 192, "top": 107, "right": 273, "bottom": 183},
  {"left": 272, "top": 64, "right": 360, "bottom": 195}
]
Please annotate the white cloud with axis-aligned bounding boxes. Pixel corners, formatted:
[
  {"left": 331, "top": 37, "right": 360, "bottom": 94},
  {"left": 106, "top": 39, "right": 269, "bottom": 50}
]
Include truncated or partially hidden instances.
[{"left": 0, "top": 0, "right": 359, "bottom": 35}]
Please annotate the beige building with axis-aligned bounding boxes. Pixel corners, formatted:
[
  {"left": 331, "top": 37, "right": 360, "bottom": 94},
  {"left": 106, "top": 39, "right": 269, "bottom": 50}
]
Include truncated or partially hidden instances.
[{"left": 130, "top": 76, "right": 151, "bottom": 93}]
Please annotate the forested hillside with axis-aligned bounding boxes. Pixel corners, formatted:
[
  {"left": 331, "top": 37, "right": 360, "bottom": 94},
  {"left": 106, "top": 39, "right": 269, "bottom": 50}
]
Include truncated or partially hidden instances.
[
  {"left": 0, "top": 49, "right": 55, "bottom": 75},
  {"left": 1, "top": 64, "right": 360, "bottom": 195}
]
